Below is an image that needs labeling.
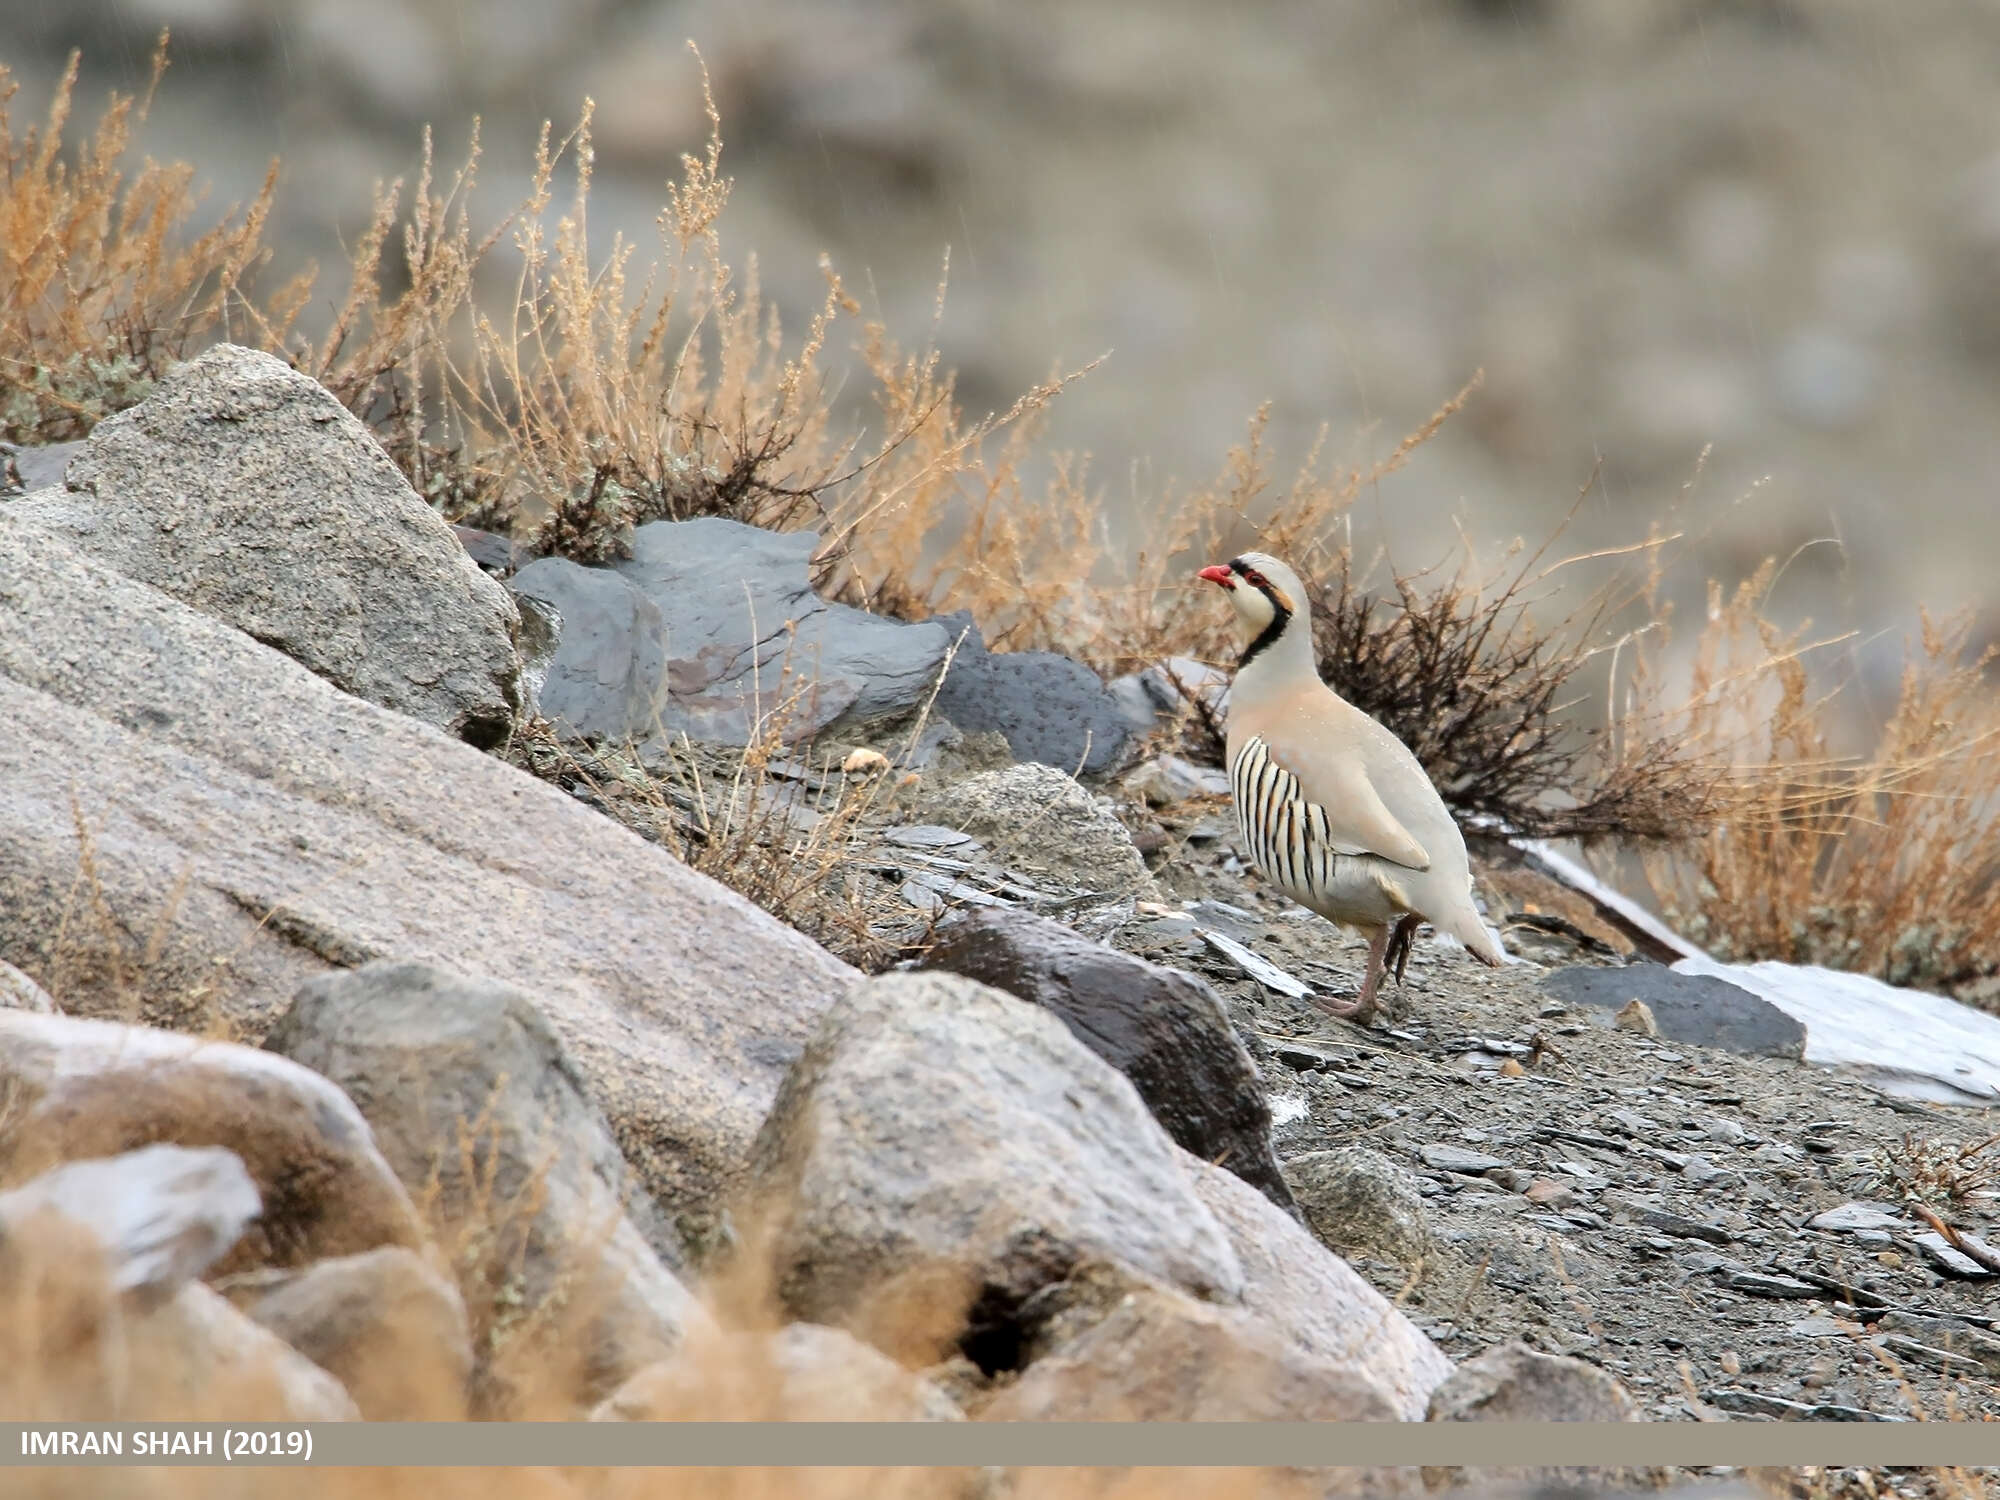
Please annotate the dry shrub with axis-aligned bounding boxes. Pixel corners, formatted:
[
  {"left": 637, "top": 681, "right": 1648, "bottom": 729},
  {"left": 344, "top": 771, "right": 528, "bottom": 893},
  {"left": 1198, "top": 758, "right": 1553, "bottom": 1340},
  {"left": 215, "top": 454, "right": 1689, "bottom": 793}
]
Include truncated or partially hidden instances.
[
  {"left": 1629, "top": 563, "right": 2000, "bottom": 999},
  {"left": 1873, "top": 1130, "right": 2000, "bottom": 1212},
  {"left": 1, "top": 35, "right": 1073, "bottom": 576},
  {"left": 0, "top": 38, "right": 306, "bottom": 444},
  {"left": 1297, "top": 525, "right": 1712, "bottom": 843}
]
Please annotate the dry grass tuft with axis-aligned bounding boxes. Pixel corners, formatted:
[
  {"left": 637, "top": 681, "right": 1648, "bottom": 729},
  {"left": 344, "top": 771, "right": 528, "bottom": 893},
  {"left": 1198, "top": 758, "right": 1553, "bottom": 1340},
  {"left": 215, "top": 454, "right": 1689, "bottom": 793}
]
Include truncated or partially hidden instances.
[
  {"left": 0, "top": 38, "right": 300, "bottom": 443},
  {"left": 1631, "top": 566, "right": 2000, "bottom": 1000},
  {"left": 504, "top": 719, "right": 910, "bottom": 970},
  {"left": 1872, "top": 1130, "right": 2000, "bottom": 1213}
]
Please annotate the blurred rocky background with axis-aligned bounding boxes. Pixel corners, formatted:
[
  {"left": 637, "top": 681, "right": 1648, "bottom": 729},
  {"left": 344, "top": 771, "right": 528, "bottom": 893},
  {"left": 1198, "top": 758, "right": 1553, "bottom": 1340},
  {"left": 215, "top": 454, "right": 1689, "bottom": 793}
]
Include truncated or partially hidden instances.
[{"left": 7, "top": 0, "right": 2000, "bottom": 674}]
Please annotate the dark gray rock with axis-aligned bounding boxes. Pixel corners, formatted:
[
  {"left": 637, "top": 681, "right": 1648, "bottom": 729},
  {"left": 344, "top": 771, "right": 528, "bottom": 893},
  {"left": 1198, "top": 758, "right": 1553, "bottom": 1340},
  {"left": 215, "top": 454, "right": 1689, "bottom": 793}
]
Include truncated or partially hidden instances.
[
  {"left": 1909, "top": 1230, "right": 1998, "bottom": 1279},
  {"left": 1704, "top": 1387, "right": 1902, "bottom": 1421},
  {"left": 5, "top": 345, "right": 524, "bottom": 746},
  {"left": 1875, "top": 1312, "right": 2000, "bottom": 1374},
  {"left": 928, "top": 609, "right": 1132, "bottom": 778},
  {"left": 0, "top": 523, "right": 858, "bottom": 1242},
  {"left": 451, "top": 524, "right": 529, "bottom": 576},
  {"left": 502, "top": 555, "right": 669, "bottom": 740},
  {"left": 1601, "top": 1193, "right": 1734, "bottom": 1245},
  {"left": 1283, "top": 1147, "right": 1435, "bottom": 1272},
  {"left": 1720, "top": 1270, "right": 1821, "bottom": 1299},
  {"left": 744, "top": 970, "right": 1244, "bottom": 1362},
  {"left": 1542, "top": 962, "right": 1807, "bottom": 1060},
  {"left": 265, "top": 960, "right": 713, "bottom": 1406},
  {"left": 510, "top": 516, "right": 950, "bottom": 749},
  {"left": 220, "top": 1247, "right": 473, "bottom": 1419},
  {"left": 0, "top": 1145, "right": 259, "bottom": 1307},
  {"left": 1878, "top": 1333, "right": 1989, "bottom": 1376},
  {"left": 916, "top": 907, "right": 1294, "bottom": 1213},
  {"left": 1418, "top": 1143, "right": 1511, "bottom": 1176}
]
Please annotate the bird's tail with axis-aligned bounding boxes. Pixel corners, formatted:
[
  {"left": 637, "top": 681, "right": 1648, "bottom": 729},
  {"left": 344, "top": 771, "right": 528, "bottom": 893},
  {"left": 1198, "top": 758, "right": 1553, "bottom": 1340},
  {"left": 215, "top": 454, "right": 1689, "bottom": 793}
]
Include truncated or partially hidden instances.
[{"left": 1434, "top": 883, "right": 1508, "bottom": 968}]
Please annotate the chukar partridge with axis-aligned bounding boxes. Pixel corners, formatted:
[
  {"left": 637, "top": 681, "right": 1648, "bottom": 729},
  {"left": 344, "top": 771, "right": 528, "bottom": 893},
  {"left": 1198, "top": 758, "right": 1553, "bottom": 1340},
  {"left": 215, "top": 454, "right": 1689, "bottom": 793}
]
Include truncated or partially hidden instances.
[{"left": 1198, "top": 551, "right": 1506, "bottom": 1023}]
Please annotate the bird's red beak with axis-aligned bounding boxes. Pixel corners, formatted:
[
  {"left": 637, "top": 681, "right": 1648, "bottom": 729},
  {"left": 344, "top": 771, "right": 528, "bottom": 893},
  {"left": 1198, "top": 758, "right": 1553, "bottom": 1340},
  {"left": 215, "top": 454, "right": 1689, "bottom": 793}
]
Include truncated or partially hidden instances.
[{"left": 1198, "top": 565, "right": 1235, "bottom": 589}]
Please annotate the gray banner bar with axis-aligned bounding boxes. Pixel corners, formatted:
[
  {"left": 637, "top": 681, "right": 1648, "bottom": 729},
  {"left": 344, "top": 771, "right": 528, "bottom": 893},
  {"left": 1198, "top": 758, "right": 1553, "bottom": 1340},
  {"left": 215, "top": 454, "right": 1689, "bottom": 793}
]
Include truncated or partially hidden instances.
[{"left": 4, "top": 1422, "right": 1998, "bottom": 1468}]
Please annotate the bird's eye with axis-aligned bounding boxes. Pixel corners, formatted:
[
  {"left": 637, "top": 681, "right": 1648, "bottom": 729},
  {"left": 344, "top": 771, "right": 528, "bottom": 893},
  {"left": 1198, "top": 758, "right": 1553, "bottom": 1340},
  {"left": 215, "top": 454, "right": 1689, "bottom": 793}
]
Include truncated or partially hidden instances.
[{"left": 1244, "top": 570, "right": 1267, "bottom": 588}]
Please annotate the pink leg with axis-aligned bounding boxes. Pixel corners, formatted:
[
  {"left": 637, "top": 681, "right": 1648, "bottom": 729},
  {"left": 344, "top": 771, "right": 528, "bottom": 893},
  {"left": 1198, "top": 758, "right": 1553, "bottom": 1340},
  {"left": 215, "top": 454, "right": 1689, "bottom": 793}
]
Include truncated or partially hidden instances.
[{"left": 1315, "top": 925, "right": 1390, "bottom": 1027}]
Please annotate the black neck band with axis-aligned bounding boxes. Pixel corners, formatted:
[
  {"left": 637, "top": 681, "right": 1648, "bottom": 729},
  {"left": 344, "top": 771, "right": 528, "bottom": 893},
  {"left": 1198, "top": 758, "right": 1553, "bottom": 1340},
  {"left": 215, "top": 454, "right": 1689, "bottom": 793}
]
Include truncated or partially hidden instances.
[{"left": 1237, "top": 590, "right": 1291, "bottom": 670}]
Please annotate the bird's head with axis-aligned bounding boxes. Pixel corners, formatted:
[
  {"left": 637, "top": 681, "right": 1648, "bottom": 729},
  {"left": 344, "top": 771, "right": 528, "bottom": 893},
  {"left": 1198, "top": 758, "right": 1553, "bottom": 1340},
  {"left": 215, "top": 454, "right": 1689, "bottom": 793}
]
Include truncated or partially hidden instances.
[{"left": 1198, "top": 551, "right": 1307, "bottom": 662}]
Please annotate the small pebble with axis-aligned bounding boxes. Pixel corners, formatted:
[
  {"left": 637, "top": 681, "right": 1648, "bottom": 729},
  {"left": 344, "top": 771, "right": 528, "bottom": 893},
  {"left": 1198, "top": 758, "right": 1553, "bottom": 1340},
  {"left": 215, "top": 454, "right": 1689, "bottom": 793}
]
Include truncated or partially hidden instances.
[
  {"left": 1524, "top": 1179, "right": 1577, "bottom": 1209},
  {"left": 1614, "top": 999, "right": 1659, "bottom": 1036}
]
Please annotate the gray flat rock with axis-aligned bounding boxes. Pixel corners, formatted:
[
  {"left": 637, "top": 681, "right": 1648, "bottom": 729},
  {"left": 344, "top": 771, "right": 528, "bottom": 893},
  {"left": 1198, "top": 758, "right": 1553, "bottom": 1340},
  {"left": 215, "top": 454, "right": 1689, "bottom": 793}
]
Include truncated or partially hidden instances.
[
  {"left": 1673, "top": 955, "right": 2000, "bottom": 1104},
  {"left": 1418, "top": 1144, "right": 1511, "bottom": 1176},
  {"left": 1909, "top": 1231, "right": 1997, "bottom": 1279},
  {"left": 1705, "top": 1388, "right": 1903, "bottom": 1421},
  {"left": 1542, "top": 963, "right": 1807, "bottom": 1060},
  {"left": 1721, "top": 1270, "right": 1821, "bottom": 1299},
  {"left": 1808, "top": 1202, "right": 1908, "bottom": 1233},
  {"left": 511, "top": 517, "right": 950, "bottom": 749},
  {"left": 881, "top": 824, "right": 977, "bottom": 849},
  {"left": 928, "top": 609, "right": 1132, "bottom": 778}
]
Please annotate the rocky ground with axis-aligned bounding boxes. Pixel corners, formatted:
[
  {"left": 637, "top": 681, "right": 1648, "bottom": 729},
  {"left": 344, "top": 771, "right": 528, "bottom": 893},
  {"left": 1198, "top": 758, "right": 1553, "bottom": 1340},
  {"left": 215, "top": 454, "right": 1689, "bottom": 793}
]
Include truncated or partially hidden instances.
[
  {"left": 1120, "top": 811, "right": 2000, "bottom": 1424},
  {"left": 3, "top": 346, "right": 1998, "bottom": 1499}
]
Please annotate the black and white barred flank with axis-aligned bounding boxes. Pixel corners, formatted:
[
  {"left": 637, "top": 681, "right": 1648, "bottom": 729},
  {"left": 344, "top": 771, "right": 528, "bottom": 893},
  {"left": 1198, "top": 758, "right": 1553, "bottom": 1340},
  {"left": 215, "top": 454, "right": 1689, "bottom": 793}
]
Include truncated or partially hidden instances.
[{"left": 1228, "top": 734, "right": 1347, "bottom": 902}]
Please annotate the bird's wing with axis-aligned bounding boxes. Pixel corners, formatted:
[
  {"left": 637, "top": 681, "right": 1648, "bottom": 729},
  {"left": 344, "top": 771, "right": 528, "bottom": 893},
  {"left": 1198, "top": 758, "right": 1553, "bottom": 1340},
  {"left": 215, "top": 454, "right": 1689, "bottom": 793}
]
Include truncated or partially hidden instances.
[{"left": 1250, "top": 732, "right": 1433, "bottom": 872}]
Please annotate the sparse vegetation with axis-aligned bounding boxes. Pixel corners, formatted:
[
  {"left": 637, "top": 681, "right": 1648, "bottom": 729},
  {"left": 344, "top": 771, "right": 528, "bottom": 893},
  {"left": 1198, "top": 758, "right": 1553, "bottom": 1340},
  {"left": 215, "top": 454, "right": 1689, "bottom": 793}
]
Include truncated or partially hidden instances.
[
  {"left": 499, "top": 635, "right": 965, "bottom": 971},
  {"left": 10, "top": 33, "right": 2000, "bottom": 1006},
  {"left": 12, "top": 31, "right": 2000, "bottom": 1500},
  {"left": 1874, "top": 1130, "right": 2000, "bottom": 1214},
  {"left": 0, "top": 42, "right": 290, "bottom": 444},
  {"left": 1631, "top": 572, "right": 2000, "bottom": 1000}
]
